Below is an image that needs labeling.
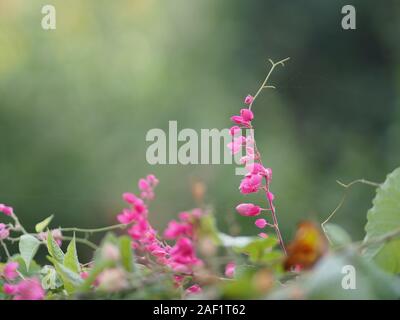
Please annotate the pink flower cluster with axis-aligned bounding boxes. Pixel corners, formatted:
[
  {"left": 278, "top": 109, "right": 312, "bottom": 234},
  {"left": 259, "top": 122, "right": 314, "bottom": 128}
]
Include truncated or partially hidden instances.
[
  {"left": 2, "top": 262, "right": 45, "bottom": 300},
  {"left": 229, "top": 95, "right": 276, "bottom": 238},
  {"left": 117, "top": 175, "right": 203, "bottom": 292}
]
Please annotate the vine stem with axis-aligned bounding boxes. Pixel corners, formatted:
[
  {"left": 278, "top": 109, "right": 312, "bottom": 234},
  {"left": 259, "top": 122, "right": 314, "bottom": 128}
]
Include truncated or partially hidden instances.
[
  {"left": 321, "top": 178, "right": 381, "bottom": 230},
  {"left": 62, "top": 236, "right": 98, "bottom": 250},
  {"left": 246, "top": 57, "right": 290, "bottom": 255},
  {"left": 1, "top": 240, "right": 10, "bottom": 258},
  {"left": 249, "top": 57, "right": 290, "bottom": 111},
  {"left": 59, "top": 222, "right": 131, "bottom": 234}
]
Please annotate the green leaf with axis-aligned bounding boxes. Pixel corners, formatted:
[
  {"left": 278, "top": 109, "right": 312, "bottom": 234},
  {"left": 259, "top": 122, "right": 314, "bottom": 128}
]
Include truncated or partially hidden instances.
[
  {"left": 64, "top": 235, "right": 80, "bottom": 273},
  {"left": 19, "top": 234, "right": 41, "bottom": 271},
  {"left": 119, "top": 236, "right": 134, "bottom": 272},
  {"left": 363, "top": 167, "right": 400, "bottom": 273},
  {"left": 79, "top": 260, "right": 113, "bottom": 292},
  {"left": 40, "top": 265, "right": 62, "bottom": 290},
  {"left": 323, "top": 223, "right": 352, "bottom": 248},
  {"left": 47, "top": 230, "right": 64, "bottom": 263},
  {"left": 218, "top": 233, "right": 257, "bottom": 247},
  {"left": 48, "top": 256, "right": 83, "bottom": 294},
  {"left": 35, "top": 214, "right": 54, "bottom": 233},
  {"left": 269, "top": 250, "right": 400, "bottom": 299},
  {"left": 234, "top": 237, "right": 278, "bottom": 263}
]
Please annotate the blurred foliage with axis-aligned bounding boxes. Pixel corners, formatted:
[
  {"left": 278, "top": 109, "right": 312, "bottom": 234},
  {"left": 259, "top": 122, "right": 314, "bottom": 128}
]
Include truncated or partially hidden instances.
[{"left": 0, "top": 0, "right": 400, "bottom": 263}]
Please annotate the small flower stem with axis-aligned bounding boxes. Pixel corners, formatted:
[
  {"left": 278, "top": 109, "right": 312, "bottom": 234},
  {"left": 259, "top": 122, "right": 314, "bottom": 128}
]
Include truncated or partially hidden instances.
[
  {"left": 10, "top": 213, "right": 28, "bottom": 235},
  {"left": 1, "top": 240, "right": 10, "bottom": 258},
  {"left": 264, "top": 187, "right": 287, "bottom": 255}
]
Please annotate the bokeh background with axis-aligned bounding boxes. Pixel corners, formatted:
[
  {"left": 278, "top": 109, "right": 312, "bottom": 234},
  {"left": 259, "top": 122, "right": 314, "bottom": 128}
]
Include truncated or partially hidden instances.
[{"left": 0, "top": 0, "right": 399, "bottom": 258}]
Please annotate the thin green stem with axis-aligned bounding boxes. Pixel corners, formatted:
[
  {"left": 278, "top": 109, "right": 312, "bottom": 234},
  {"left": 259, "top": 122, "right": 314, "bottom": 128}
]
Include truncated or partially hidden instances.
[
  {"left": 249, "top": 57, "right": 290, "bottom": 111},
  {"left": 1, "top": 240, "right": 10, "bottom": 259},
  {"left": 60, "top": 222, "right": 131, "bottom": 234},
  {"left": 321, "top": 178, "right": 381, "bottom": 230},
  {"left": 62, "top": 236, "right": 98, "bottom": 250},
  {"left": 10, "top": 213, "right": 28, "bottom": 235}
]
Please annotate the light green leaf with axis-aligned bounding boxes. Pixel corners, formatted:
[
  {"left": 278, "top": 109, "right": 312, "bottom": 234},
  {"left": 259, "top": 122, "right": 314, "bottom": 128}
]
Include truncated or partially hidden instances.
[
  {"left": 269, "top": 250, "right": 400, "bottom": 299},
  {"left": 40, "top": 265, "right": 62, "bottom": 290},
  {"left": 218, "top": 233, "right": 257, "bottom": 247},
  {"left": 48, "top": 256, "right": 83, "bottom": 294},
  {"left": 119, "top": 236, "right": 134, "bottom": 272},
  {"left": 234, "top": 237, "right": 278, "bottom": 263},
  {"left": 47, "top": 230, "right": 64, "bottom": 263},
  {"left": 19, "top": 234, "right": 41, "bottom": 271},
  {"left": 363, "top": 167, "right": 400, "bottom": 273},
  {"left": 35, "top": 215, "right": 54, "bottom": 233},
  {"left": 323, "top": 223, "right": 352, "bottom": 248},
  {"left": 64, "top": 235, "right": 80, "bottom": 273}
]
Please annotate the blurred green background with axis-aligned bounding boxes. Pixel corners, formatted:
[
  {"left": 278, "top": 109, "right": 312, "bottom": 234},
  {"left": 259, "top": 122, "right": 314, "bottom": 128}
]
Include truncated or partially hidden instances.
[{"left": 0, "top": 0, "right": 399, "bottom": 257}]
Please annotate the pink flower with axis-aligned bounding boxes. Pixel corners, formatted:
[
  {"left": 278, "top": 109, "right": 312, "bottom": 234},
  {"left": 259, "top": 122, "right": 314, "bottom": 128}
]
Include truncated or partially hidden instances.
[
  {"left": 236, "top": 203, "right": 261, "bottom": 217},
  {"left": 138, "top": 179, "right": 150, "bottom": 191},
  {"left": 0, "top": 223, "right": 10, "bottom": 240},
  {"left": 169, "top": 237, "right": 201, "bottom": 273},
  {"left": 258, "top": 232, "right": 268, "bottom": 238},
  {"left": 80, "top": 271, "right": 89, "bottom": 279},
  {"left": 230, "top": 109, "right": 254, "bottom": 127},
  {"left": 186, "top": 284, "right": 202, "bottom": 294},
  {"left": 146, "top": 174, "right": 159, "bottom": 186},
  {"left": 164, "top": 220, "right": 192, "bottom": 240},
  {"left": 225, "top": 262, "right": 236, "bottom": 278},
  {"left": 122, "top": 192, "right": 139, "bottom": 205},
  {"left": 239, "top": 174, "right": 263, "bottom": 194},
  {"left": 3, "top": 283, "right": 16, "bottom": 295},
  {"left": 117, "top": 208, "right": 137, "bottom": 224},
  {"left": 255, "top": 219, "right": 267, "bottom": 228},
  {"left": 38, "top": 229, "right": 63, "bottom": 246},
  {"left": 227, "top": 136, "right": 246, "bottom": 155},
  {"left": 229, "top": 126, "right": 241, "bottom": 136},
  {"left": 246, "top": 162, "right": 268, "bottom": 175},
  {"left": 3, "top": 261, "right": 19, "bottom": 280},
  {"left": 0, "top": 204, "right": 13, "bottom": 216},
  {"left": 244, "top": 95, "right": 254, "bottom": 105},
  {"left": 138, "top": 174, "right": 159, "bottom": 200},
  {"left": 240, "top": 108, "right": 254, "bottom": 122},
  {"left": 5, "top": 278, "right": 45, "bottom": 300},
  {"left": 267, "top": 191, "right": 275, "bottom": 202}
]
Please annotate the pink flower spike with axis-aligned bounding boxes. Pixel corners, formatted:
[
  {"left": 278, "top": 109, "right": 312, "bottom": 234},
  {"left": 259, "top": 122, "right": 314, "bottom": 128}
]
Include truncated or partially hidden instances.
[
  {"left": 255, "top": 219, "right": 267, "bottom": 229},
  {"left": 225, "top": 262, "right": 236, "bottom": 278},
  {"left": 244, "top": 95, "right": 254, "bottom": 105},
  {"left": 3, "top": 261, "right": 19, "bottom": 281},
  {"left": 258, "top": 232, "right": 268, "bottom": 238},
  {"left": 186, "top": 284, "right": 202, "bottom": 295},
  {"left": 240, "top": 108, "right": 254, "bottom": 122},
  {"left": 236, "top": 203, "right": 261, "bottom": 217}
]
